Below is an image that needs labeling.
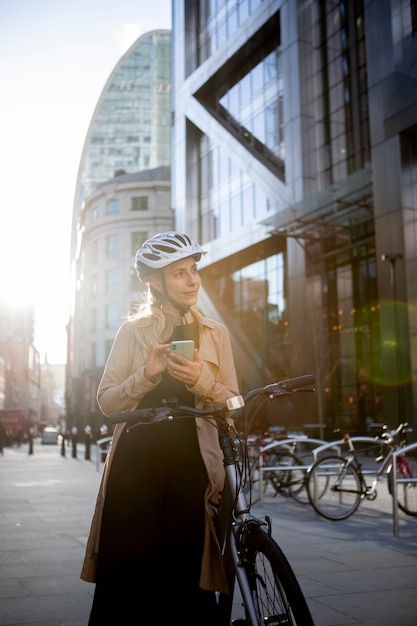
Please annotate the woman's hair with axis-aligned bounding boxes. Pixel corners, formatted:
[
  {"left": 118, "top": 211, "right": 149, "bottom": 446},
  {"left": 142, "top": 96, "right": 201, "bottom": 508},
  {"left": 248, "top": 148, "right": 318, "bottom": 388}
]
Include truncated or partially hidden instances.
[{"left": 127, "top": 284, "right": 180, "bottom": 341}]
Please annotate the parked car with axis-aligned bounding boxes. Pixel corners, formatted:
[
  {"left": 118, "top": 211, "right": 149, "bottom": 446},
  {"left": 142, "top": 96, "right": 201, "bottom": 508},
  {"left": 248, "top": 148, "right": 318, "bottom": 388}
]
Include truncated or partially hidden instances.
[{"left": 41, "top": 426, "right": 59, "bottom": 445}]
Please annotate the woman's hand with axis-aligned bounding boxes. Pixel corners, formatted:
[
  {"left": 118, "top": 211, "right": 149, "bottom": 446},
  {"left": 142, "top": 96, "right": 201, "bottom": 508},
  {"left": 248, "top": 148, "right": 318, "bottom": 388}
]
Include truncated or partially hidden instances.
[
  {"left": 144, "top": 342, "right": 170, "bottom": 381},
  {"left": 166, "top": 348, "right": 202, "bottom": 387}
]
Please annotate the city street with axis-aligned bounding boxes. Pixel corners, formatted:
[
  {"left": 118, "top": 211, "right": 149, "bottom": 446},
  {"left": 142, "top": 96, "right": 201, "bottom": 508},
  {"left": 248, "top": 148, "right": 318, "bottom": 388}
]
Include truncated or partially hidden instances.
[{"left": 0, "top": 439, "right": 417, "bottom": 625}]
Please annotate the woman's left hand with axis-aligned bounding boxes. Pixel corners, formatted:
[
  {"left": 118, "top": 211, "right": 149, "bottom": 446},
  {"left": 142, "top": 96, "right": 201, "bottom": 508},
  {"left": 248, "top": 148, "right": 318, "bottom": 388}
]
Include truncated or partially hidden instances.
[{"left": 167, "top": 348, "right": 202, "bottom": 387}]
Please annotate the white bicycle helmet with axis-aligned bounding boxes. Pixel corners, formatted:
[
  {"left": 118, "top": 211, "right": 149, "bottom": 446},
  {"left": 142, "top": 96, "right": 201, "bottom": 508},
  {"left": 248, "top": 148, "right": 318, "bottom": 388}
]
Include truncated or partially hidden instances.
[{"left": 135, "top": 231, "right": 206, "bottom": 280}]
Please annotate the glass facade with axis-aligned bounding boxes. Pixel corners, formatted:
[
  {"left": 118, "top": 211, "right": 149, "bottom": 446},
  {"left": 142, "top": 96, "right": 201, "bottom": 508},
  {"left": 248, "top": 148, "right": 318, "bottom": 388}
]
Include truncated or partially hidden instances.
[
  {"left": 173, "top": 0, "right": 417, "bottom": 432},
  {"left": 76, "top": 30, "right": 171, "bottom": 203},
  {"left": 210, "top": 251, "right": 287, "bottom": 381},
  {"left": 195, "top": 0, "right": 265, "bottom": 66}
]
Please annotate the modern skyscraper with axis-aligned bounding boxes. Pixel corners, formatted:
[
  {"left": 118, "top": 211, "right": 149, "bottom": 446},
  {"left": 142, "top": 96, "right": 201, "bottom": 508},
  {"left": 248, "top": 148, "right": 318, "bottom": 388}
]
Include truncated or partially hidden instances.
[
  {"left": 67, "top": 31, "right": 172, "bottom": 430},
  {"left": 171, "top": 0, "right": 417, "bottom": 433}
]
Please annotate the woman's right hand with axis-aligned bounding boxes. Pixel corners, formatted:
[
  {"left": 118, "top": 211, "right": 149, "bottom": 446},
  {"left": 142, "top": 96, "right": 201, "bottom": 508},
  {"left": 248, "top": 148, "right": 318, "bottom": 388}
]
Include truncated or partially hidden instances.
[{"left": 144, "top": 341, "right": 170, "bottom": 381}]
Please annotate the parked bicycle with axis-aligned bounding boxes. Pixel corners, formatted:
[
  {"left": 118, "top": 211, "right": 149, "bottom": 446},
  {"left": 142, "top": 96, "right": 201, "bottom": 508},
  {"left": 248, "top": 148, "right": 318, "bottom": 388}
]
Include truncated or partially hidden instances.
[
  {"left": 306, "top": 423, "right": 417, "bottom": 521},
  {"left": 243, "top": 434, "right": 320, "bottom": 505},
  {"left": 110, "top": 375, "right": 316, "bottom": 626}
]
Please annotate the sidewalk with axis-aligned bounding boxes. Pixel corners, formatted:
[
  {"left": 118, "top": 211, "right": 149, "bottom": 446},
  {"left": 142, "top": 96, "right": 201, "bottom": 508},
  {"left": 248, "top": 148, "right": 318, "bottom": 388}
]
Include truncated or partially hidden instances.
[{"left": 0, "top": 439, "right": 416, "bottom": 625}]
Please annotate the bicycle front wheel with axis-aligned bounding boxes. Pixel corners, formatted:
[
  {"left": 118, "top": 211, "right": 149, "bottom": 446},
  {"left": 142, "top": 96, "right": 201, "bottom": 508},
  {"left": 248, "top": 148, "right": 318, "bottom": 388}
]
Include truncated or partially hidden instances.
[
  {"left": 306, "top": 455, "right": 362, "bottom": 521},
  {"left": 241, "top": 524, "right": 314, "bottom": 625}
]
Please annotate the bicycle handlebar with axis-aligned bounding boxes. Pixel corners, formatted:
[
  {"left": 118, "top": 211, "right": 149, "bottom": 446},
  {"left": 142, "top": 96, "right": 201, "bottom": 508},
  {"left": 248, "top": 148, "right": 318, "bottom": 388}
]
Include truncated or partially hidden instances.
[{"left": 109, "top": 374, "right": 315, "bottom": 426}]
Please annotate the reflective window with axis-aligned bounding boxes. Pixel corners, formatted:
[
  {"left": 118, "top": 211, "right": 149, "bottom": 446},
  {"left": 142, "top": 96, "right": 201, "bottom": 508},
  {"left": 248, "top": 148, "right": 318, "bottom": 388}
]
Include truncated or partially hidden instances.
[
  {"left": 78, "top": 32, "right": 171, "bottom": 201},
  {"left": 131, "top": 196, "right": 148, "bottom": 211},
  {"left": 106, "top": 234, "right": 119, "bottom": 260},
  {"left": 211, "top": 252, "right": 287, "bottom": 378},
  {"left": 198, "top": 0, "right": 266, "bottom": 61},
  {"left": 218, "top": 47, "right": 284, "bottom": 168},
  {"left": 200, "top": 140, "right": 272, "bottom": 240},
  {"left": 107, "top": 199, "right": 119, "bottom": 215},
  {"left": 106, "top": 268, "right": 119, "bottom": 294},
  {"left": 106, "top": 303, "right": 120, "bottom": 329}
]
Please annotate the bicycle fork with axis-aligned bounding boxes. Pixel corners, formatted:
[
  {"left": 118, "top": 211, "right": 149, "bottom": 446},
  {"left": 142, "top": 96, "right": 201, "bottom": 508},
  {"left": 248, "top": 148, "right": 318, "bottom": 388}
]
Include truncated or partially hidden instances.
[{"left": 230, "top": 525, "right": 268, "bottom": 626}]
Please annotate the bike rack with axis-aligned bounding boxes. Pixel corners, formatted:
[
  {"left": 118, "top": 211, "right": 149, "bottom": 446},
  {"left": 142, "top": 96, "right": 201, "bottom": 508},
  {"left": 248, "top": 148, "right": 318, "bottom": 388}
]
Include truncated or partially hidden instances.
[
  {"left": 391, "top": 442, "right": 417, "bottom": 537},
  {"left": 258, "top": 436, "right": 384, "bottom": 508},
  {"left": 258, "top": 437, "right": 329, "bottom": 506}
]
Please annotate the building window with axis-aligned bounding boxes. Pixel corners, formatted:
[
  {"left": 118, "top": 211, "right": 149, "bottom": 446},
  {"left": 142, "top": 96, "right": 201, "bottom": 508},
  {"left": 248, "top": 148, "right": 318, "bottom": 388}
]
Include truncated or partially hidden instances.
[
  {"left": 106, "top": 268, "right": 119, "bottom": 294},
  {"left": 211, "top": 251, "right": 287, "bottom": 382},
  {"left": 106, "top": 303, "right": 119, "bottom": 329},
  {"left": 106, "top": 234, "right": 119, "bottom": 259},
  {"left": 91, "top": 240, "right": 98, "bottom": 265},
  {"left": 131, "top": 231, "right": 148, "bottom": 255},
  {"left": 90, "top": 308, "right": 97, "bottom": 332},
  {"left": 91, "top": 274, "right": 98, "bottom": 297},
  {"left": 131, "top": 196, "right": 148, "bottom": 211},
  {"left": 90, "top": 342, "right": 97, "bottom": 368},
  {"left": 107, "top": 199, "right": 119, "bottom": 214}
]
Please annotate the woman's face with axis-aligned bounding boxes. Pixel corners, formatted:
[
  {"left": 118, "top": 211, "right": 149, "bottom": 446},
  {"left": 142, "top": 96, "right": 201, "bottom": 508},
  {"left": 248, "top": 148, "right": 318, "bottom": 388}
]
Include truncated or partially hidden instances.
[{"left": 160, "top": 256, "right": 201, "bottom": 308}]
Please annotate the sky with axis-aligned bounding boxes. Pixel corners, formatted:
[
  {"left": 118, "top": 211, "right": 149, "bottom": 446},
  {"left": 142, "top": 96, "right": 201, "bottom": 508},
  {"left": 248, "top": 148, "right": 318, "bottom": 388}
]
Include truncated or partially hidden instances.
[{"left": 0, "top": 0, "right": 171, "bottom": 363}]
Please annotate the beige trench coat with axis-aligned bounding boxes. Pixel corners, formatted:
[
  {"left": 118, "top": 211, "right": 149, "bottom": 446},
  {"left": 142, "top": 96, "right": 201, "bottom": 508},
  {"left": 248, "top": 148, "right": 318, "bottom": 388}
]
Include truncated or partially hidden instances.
[{"left": 80, "top": 307, "right": 239, "bottom": 594}]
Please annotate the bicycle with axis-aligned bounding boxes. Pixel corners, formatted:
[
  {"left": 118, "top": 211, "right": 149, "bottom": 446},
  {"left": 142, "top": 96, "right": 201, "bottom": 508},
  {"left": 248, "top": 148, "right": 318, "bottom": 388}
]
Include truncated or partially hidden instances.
[
  {"left": 306, "top": 423, "right": 417, "bottom": 521},
  {"left": 109, "top": 375, "right": 316, "bottom": 626},
  {"left": 243, "top": 435, "right": 315, "bottom": 505}
]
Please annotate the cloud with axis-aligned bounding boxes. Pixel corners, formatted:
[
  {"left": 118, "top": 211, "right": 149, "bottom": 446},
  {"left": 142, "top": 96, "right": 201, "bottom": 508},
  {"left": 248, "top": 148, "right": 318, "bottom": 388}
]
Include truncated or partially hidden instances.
[{"left": 113, "top": 22, "right": 146, "bottom": 54}]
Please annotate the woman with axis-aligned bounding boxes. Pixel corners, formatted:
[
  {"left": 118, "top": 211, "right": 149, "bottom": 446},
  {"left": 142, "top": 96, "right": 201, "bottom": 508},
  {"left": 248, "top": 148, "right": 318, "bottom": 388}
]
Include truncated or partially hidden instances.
[{"left": 81, "top": 231, "right": 239, "bottom": 625}]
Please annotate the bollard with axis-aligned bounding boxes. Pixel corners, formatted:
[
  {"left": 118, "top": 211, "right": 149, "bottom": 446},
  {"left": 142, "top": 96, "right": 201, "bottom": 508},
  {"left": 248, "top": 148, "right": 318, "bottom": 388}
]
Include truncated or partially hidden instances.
[{"left": 61, "top": 432, "right": 66, "bottom": 457}]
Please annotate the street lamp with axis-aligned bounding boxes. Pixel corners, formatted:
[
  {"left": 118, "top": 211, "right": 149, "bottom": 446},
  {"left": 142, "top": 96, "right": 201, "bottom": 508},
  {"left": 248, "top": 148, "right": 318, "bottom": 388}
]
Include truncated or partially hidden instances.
[{"left": 381, "top": 253, "right": 403, "bottom": 421}]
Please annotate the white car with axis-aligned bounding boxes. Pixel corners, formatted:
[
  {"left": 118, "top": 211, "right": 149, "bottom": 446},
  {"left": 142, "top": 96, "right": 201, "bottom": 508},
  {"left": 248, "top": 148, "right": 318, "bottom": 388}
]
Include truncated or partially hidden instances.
[{"left": 41, "top": 427, "right": 59, "bottom": 444}]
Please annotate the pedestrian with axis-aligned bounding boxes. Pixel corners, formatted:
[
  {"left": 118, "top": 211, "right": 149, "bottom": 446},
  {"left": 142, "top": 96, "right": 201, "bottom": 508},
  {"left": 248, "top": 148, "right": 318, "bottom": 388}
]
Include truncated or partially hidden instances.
[
  {"left": 28, "top": 426, "right": 36, "bottom": 455},
  {"left": 60, "top": 428, "right": 66, "bottom": 457},
  {"left": 84, "top": 425, "right": 93, "bottom": 461},
  {"left": 81, "top": 232, "right": 239, "bottom": 625},
  {"left": 0, "top": 421, "right": 6, "bottom": 455},
  {"left": 71, "top": 426, "right": 78, "bottom": 458}
]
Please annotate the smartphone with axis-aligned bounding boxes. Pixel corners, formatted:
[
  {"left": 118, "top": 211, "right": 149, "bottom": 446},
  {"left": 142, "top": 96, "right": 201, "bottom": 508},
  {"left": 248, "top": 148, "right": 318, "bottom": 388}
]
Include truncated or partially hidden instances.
[{"left": 170, "top": 340, "right": 195, "bottom": 362}]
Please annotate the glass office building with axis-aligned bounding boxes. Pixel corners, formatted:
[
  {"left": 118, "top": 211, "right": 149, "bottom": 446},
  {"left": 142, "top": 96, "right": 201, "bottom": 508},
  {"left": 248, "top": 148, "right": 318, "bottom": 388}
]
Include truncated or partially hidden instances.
[
  {"left": 67, "top": 31, "right": 172, "bottom": 430},
  {"left": 172, "top": 1, "right": 417, "bottom": 434},
  {"left": 71, "top": 30, "right": 171, "bottom": 257}
]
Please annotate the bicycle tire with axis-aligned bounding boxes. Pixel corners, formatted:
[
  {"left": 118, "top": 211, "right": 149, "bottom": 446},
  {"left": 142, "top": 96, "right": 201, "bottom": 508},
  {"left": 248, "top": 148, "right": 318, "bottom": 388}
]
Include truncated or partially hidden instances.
[
  {"left": 387, "top": 455, "right": 417, "bottom": 516},
  {"left": 240, "top": 523, "right": 314, "bottom": 625},
  {"left": 306, "top": 455, "right": 362, "bottom": 521},
  {"left": 263, "top": 449, "right": 302, "bottom": 498},
  {"left": 286, "top": 453, "right": 310, "bottom": 504},
  {"left": 244, "top": 448, "right": 299, "bottom": 503}
]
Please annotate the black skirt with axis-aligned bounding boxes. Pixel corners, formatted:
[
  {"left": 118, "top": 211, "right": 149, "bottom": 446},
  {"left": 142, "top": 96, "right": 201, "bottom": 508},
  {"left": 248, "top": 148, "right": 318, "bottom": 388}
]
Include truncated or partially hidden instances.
[{"left": 88, "top": 418, "right": 221, "bottom": 624}]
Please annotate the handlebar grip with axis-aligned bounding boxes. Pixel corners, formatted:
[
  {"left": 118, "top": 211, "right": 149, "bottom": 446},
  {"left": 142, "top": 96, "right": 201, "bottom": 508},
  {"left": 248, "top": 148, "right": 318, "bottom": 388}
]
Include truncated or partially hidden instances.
[
  {"left": 109, "top": 409, "right": 156, "bottom": 425},
  {"left": 280, "top": 374, "right": 315, "bottom": 390},
  {"left": 265, "top": 374, "right": 315, "bottom": 394}
]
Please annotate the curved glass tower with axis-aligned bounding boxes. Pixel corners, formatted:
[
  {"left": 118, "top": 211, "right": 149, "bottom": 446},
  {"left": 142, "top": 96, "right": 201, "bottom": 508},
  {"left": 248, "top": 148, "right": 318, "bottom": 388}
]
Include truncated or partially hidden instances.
[
  {"left": 72, "top": 29, "right": 171, "bottom": 250},
  {"left": 67, "top": 30, "right": 172, "bottom": 432}
]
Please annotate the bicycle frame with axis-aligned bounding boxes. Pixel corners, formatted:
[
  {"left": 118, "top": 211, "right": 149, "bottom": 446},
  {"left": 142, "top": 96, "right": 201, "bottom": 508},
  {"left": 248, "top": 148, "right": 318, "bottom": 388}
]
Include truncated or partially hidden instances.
[
  {"left": 339, "top": 427, "right": 410, "bottom": 499},
  {"left": 109, "top": 374, "right": 317, "bottom": 625},
  {"left": 307, "top": 422, "right": 417, "bottom": 523},
  {"left": 216, "top": 424, "right": 272, "bottom": 626}
]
